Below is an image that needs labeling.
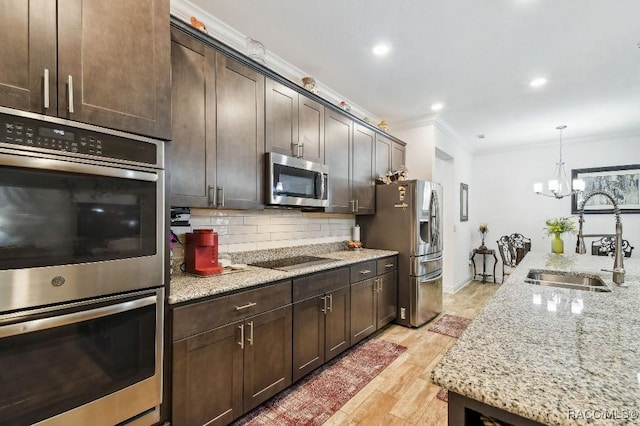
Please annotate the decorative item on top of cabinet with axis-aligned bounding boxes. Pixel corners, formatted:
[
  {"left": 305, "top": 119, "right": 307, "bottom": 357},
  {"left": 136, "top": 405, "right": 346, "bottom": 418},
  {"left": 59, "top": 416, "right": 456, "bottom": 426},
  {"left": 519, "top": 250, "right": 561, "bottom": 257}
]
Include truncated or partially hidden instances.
[
  {"left": 189, "top": 16, "right": 208, "bottom": 33},
  {"left": 301, "top": 76, "right": 318, "bottom": 94},
  {"left": 378, "top": 120, "right": 389, "bottom": 132},
  {"left": 339, "top": 100, "right": 351, "bottom": 111},
  {"left": 0, "top": 0, "right": 171, "bottom": 139},
  {"left": 246, "top": 37, "right": 266, "bottom": 64}
]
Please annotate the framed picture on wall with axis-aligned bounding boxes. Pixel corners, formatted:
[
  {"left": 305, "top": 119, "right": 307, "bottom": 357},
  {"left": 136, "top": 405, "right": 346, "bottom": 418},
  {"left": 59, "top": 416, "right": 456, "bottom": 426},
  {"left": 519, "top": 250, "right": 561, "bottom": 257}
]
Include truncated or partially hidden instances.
[
  {"left": 460, "top": 183, "right": 469, "bottom": 221},
  {"left": 571, "top": 164, "right": 640, "bottom": 214}
]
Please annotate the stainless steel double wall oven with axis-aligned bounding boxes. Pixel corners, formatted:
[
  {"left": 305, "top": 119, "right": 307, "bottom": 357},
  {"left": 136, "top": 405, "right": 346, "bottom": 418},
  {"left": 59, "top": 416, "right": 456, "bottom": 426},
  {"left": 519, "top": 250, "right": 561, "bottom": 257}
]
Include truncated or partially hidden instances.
[{"left": 0, "top": 108, "right": 165, "bottom": 426}]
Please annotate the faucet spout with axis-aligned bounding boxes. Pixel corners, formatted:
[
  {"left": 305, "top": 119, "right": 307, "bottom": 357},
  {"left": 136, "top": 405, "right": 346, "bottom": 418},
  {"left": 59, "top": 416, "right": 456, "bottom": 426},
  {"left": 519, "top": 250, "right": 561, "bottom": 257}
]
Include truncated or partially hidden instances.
[{"left": 576, "top": 190, "right": 625, "bottom": 285}]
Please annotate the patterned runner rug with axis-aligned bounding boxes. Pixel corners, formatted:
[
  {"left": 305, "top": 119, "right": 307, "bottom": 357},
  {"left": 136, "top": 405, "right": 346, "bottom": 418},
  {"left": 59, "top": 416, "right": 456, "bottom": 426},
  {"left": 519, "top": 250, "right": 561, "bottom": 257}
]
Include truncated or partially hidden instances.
[
  {"left": 232, "top": 338, "right": 407, "bottom": 426},
  {"left": 427, "top": 313, "right": 472, "bottom": 338}
]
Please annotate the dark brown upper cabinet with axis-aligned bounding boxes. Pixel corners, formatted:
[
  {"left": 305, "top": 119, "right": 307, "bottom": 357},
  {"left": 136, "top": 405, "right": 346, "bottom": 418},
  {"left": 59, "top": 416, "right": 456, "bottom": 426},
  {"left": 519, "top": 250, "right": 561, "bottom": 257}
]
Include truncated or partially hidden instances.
[
  {"left": 169, "top": 28, "right": 265, "bottom": 210},
  {"left": 352, "top": 124, "right": 375, "bottom": 214},
  {"left": 324, "top": 110, "right": 353, "bottom": 213},
  {"left": 0, "top": 0, "right": 171, "bottom": 140},
  {"left": 265, "top": 79, "right": 324, "bottom": 163}
]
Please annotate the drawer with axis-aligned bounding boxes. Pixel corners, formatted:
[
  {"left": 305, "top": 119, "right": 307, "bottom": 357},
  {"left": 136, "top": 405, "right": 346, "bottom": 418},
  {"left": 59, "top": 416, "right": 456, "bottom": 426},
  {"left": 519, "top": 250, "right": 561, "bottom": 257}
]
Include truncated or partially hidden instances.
[
  {"left": 376, "top": 256, "right": 397, "bottom": 275},
  {"left": 350, "top": 261, "right": 376, "bottom": 283},
  {"left": 293, "top": 267, "right": 349, "bottom": 302},
  {"left": 173, "top": 280, "right": 292, "bottom": 341}
]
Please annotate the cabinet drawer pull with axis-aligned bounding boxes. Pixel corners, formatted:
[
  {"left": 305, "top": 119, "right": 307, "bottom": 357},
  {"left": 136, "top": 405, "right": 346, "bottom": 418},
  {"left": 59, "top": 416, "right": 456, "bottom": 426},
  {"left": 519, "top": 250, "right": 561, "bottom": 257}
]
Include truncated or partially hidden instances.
[
  {"left": 217, "top": 186, "right": 225, "bottom": 207},
  {"left": 327, "top": 293, "right": 333, "bottom": 312},
  {"left": 67, "top": 75, "right": 74, "bottom": 113},
  {"left": 237, "top": 324, "right": 244, "bottom": 349},
  {"left": 385, "top": 263, "right": 394, "bottom": 268},
  {"left": 43, "top": 69, "right": 50, "bottom": 109},
  {"left": 247, "top": 321, "right": 254, "bottom": 346},
  {"left": 207, "top": 185, "right": 216, "bottom": 206},
  {"left": 359, "top": 270, "right": 372, "bottom": 275},
  {"left": 321, "top": 296, "right": 327, "bottom": 314},
  {"left": 235, "top": 302, "right": 257, "bottom": 311}
]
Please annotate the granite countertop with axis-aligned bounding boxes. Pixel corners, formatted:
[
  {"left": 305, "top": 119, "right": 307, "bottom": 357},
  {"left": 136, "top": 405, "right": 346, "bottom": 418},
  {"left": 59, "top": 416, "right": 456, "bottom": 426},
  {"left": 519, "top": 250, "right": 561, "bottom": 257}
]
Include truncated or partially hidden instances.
[
  {"left": 431, "top": 252, "right": 640, "bottom": 425},
  {"left": 168, "top": 248, "right": 397, "bottom": 304}
]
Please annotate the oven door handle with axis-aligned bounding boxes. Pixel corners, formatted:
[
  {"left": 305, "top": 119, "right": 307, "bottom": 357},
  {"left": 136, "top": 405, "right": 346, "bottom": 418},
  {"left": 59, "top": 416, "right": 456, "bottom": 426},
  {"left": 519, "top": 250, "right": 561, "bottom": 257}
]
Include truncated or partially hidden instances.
[
  {"left": 0, "top": 152, "right": 158, "bottom": 182},
  {"left": 0, "top": 294, "right": 157, "bottom": 338}
]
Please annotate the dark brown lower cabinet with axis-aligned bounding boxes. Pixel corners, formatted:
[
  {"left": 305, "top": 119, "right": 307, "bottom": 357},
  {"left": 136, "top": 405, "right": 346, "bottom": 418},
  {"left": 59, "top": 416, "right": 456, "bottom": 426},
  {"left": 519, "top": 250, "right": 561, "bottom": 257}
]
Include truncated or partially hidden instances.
[
  {"left": 172, "top": 321, "right": 243, "bottom": 426},
  {"left": 172, "top": 306, "right": 292, "bottom": 426},
  {"left": 242, "top": 305, "right": 292, "bottom": 412},
  {"left": 351, "top": 256, "right": 398, "bottom": 345},
  {"left": 292, "top": 268, "right": 350, "bottom": 382}
]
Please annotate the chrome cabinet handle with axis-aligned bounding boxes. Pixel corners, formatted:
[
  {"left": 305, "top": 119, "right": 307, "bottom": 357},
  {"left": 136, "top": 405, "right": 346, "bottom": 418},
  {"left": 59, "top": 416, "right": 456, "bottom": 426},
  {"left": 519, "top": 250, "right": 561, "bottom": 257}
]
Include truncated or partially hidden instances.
[
  {"left": 217, "top": 186, "right": 225, "bottom": 207},
  {"left": 350, "top": 200, "right": 356, "bottom": 213},
  {"left": 321, "top": 296, "right": 327, "bottom": 314},
  {"left": 299, "top": 142, "right": 304, "bottom": 158},
  {"left": 237, "top": 324, "right": 244, "bottom": 349},
  {"left": 247, "top": 321, "right": 254, "bottom": 346},
  {"left": 207, "top": 185, "right": 216, "bottom": 206},
  {"left": 67, "top": 75, "right": 74, "bottom": 113},
  {"left": 43, "top": 69, "right": 50, "bottom": 109},
  {"left": 327, "top": 294, "right": 333, "bottom": 312},
  {"left": 235, "top": 302, "right": 257, "bottom": 311},
  {"left": 291, "top": 142, "right": 299, "bottom": 157},
  {"left": 359, "top": 270, "right": 372, "bottom": 275},
  {"left": 385, "top": 263, "right": 394, "bottom": 268},
  {"left": 355, "top": 199, "right": 359, "bottom": 213}
]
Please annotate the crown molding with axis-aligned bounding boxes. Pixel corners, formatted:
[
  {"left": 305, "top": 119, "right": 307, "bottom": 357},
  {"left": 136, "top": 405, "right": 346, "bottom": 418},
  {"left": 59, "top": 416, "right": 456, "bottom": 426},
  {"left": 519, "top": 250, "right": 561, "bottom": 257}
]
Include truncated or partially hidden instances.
[{"left": 170, "top": 0, "right": 380, "bottom": 123}]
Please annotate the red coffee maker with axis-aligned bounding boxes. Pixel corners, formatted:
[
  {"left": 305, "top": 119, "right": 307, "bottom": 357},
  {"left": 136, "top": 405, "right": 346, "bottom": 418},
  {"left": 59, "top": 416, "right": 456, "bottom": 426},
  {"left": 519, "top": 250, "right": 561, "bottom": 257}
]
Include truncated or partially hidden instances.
[{"left": 185, "top": 229, "right": 223, "bottom": 276}]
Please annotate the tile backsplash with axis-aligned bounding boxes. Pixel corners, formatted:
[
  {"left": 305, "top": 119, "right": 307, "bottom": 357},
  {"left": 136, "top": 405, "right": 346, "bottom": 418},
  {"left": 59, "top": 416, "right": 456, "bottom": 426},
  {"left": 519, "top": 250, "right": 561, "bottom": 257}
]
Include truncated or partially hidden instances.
[{"left": 171, "top": 208, "right": 355, "bottom": 258}]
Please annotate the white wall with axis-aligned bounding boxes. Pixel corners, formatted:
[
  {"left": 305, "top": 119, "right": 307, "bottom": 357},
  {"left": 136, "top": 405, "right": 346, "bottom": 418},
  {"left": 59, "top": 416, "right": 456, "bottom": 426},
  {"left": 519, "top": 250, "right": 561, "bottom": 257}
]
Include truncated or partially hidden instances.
[
  {"left": 473, "top": 134, "right": 640, "bottom": 281},
  {"left": 394, "top": 121, "right": 475, "bottom": 292}
]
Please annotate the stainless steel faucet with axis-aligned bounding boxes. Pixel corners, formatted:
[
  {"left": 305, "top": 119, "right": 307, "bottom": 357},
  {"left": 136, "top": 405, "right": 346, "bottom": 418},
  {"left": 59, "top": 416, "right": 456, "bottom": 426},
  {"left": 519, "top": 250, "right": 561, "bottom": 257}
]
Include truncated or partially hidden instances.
[{"left": 576, "top": 190, "right": 625, "bottom": 285}]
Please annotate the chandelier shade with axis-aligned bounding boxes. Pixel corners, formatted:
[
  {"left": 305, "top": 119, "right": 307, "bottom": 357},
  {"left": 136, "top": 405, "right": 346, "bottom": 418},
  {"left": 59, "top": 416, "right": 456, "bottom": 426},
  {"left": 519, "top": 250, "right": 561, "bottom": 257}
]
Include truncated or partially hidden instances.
[{"left": 534, "top": 125, "right": 584, "bottom": 199}]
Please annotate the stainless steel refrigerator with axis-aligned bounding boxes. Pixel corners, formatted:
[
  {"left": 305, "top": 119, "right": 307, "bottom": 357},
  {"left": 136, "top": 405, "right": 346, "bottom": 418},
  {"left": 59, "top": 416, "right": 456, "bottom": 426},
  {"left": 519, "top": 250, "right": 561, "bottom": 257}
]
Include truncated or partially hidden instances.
[{"left": 358, "top": 180, "right": 443, "bottom": 327}]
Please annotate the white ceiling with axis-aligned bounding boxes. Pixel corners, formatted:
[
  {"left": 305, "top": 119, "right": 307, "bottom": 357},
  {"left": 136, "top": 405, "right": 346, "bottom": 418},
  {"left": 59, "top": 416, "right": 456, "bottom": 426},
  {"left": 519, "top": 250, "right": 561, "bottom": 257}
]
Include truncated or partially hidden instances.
[{"left": 187, "top": 0, "right": 640, "bottom": 151}]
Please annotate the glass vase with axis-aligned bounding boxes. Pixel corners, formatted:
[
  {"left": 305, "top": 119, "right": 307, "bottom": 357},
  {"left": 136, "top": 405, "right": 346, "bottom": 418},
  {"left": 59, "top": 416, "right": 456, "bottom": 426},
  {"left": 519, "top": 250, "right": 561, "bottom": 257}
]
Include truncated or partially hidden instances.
[{"left": 551, "top": 232, "right": 564, "bottom": 254}]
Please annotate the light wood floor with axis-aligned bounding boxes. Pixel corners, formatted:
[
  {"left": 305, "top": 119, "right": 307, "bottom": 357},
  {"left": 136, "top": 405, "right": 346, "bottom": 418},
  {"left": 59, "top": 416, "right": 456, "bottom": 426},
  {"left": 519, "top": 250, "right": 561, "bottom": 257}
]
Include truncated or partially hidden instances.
[{"left": 323, "top": 281, "right": 500, "bottom": 426}]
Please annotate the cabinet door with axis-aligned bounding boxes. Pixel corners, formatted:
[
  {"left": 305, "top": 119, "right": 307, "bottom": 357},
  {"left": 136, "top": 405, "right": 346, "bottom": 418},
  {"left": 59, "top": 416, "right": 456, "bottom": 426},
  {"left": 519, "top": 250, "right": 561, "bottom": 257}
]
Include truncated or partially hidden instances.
[
  {"left": 324, "top": 110, "right": 352, "bottom": 213},
  {"left": 216, "top": 53, "right": 265, "bottom": 210},
  {"left": 292, "top": 296, "right": 325, "bottom": 382},
  {"left": 298, "top": 94, "right": 324, "bottom": 163},
  {"left": 265, "top": 79, "right": 298, "bottom": 157},
  {"left": 325, "top": 285, "right": 351, "bottom": 362},
  {"left": 169, "top": 29, "right": 216, "bottom": 207},
  {"left": 392, "top": 140, "right": 406, "bottom": 172},
  {"left": 0, "top": 0, "right": 57, "bottom": 114},
  {"left": 350, "top": 278, "right": 377, "bottom": 345},
  {"left": 377, "top": 272, "right": 398, "bottom": 329},
  {"left": 57, "top": 0, "right": 171, "bottom": 139},
  {"left": 243, "top": 305, "right": 292, "bottom": 412},
  {"left": 375, "top": 133, "right": 392, "bottom": 179},
  {"left": 352, "top": 124, "right": 375, "bottom": 215},
  {"left": 172, "top": 321, "right": 243, "bottom": 426}
]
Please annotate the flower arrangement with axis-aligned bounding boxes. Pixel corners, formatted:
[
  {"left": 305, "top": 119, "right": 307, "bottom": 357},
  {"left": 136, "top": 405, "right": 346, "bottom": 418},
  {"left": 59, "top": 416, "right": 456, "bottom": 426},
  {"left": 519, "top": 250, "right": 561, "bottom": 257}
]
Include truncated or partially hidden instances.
[
  {"left": 543, "top": 217, "right": 577, "bottom": 236},
  {"left": 478, "top": 223, "right": 488, "bottom": 250}
]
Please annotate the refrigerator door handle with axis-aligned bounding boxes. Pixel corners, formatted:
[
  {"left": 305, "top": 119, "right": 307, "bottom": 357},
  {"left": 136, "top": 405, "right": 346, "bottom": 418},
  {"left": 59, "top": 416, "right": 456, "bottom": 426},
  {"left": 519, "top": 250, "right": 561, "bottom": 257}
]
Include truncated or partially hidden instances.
[
  {"left": 419, "top": 272, "right": 443, "bottom": 283},
  {"left": 420, "top": 256, "right": 443, "bottom": 263}
]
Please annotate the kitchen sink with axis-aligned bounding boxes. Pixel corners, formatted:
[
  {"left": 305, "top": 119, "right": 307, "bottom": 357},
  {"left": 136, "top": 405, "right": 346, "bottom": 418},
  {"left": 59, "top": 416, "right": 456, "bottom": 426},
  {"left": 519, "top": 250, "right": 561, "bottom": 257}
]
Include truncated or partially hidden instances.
[{"left": 525, "top": 269, "right": 611, "bottom": 292}]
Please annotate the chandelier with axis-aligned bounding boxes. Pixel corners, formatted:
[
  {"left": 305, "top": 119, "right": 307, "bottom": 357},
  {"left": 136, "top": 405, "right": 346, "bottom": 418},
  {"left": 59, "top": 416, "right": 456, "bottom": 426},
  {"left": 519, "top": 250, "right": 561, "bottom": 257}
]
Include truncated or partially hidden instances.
[{"left": 534, "top": 125, "right": 585, "bottom": 199}]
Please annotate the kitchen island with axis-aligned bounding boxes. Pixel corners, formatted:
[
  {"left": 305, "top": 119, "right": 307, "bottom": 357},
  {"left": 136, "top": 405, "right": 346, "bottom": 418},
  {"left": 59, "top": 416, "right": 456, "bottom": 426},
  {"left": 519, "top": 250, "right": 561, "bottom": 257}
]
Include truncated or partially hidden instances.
[{"left": 431, "top": 252, "right": 640, "bottom": 426}]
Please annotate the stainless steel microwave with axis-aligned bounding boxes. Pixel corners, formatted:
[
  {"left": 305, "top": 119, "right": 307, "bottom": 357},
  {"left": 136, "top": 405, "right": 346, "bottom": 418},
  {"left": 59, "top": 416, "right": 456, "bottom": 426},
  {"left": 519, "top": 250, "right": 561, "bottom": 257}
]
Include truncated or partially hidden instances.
[{"left": 266, "top": 152, "right": 328, "bottom": 208}]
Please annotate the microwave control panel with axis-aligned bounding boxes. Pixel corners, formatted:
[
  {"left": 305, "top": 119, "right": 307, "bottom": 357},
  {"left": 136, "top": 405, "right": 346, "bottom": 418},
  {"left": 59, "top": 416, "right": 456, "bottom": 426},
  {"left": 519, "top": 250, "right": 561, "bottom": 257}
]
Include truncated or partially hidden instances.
[{"left": 0, "top": 114, "right": 157, "bottom": 165}]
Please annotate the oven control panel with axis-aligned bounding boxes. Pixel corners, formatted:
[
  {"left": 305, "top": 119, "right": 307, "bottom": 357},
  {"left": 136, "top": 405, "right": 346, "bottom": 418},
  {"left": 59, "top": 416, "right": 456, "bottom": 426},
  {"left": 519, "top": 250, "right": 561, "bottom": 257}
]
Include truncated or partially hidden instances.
[{"left": 0, "top": 114, "right": 157, "bottom": 165}]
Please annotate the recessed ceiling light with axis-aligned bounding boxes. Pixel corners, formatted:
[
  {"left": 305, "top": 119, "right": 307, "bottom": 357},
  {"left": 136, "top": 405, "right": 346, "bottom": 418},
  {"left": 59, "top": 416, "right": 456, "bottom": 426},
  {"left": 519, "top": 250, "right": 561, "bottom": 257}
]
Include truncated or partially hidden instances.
[
  {"left": 372, "top": 43, "right": 391, "bottom": 56},
  {"left": 476, "top": 134, "right": 486, "bottom": 139},
  {"left": 431, "top": 103, "right": 444, "bottom": 111},
  {"left": 530, "top": 77, "right": 547, "bottom": 88}
]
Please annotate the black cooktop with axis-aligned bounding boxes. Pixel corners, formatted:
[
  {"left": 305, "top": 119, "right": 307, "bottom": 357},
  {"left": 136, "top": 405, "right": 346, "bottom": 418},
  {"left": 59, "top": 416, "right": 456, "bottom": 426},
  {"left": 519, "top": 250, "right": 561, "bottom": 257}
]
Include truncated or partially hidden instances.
[{"left": 249, "top": 255, "right": 336, "bottom": 271}]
